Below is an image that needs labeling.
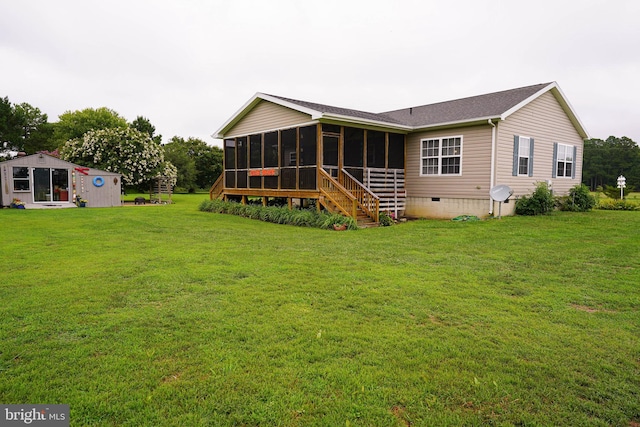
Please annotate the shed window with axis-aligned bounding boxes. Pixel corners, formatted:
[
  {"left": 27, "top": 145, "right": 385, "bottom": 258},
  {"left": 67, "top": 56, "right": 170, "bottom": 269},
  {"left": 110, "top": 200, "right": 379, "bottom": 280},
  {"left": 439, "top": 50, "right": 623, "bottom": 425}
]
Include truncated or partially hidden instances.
[
  {"left": 421, "top": 136, "right": 462, "bottom": 176},
  {"left": 13, "top": 167, "right": 30, "bottom": 191}
]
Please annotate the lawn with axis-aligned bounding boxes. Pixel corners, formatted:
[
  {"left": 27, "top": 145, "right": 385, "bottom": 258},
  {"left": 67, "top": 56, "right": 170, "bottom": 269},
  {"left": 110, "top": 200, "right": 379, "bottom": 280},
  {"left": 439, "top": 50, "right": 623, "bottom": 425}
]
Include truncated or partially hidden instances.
[{"left": 1, "top": 195, "right": 639, "bottom": 426}]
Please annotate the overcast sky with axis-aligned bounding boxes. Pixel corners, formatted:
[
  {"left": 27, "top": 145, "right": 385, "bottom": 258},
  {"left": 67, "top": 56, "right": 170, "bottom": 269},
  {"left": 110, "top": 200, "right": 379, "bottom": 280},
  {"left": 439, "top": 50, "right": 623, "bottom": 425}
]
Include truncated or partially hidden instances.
[{"left": 1, "top": 0, "right": 639, "bottom": 147}]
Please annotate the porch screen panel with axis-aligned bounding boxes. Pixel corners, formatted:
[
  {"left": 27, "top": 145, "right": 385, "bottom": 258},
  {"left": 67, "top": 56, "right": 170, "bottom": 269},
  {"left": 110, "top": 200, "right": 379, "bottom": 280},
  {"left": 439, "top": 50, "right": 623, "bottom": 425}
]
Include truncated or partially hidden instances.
[
  {"left": 344, "top": 127, "right": 364, "bottom": 182},
  {"left": 299, "top": 125, "right": 317, "bottom": 166},
  {"left": 322, "top": 124, "right": 341, "bottom": 134},
  {"left": 236, "top": 137, "right": 248, "bottom": 188},
  {"left": 250, "top": 134, "right": 262, "bottom": 188},
  {"left": 236, "top": 137, "right": 248, "bottom": 169},
  {"left": 264, "top": 131, "right": 279, "bottom": 189},
  {"left": 250, "top": 134, "right": 262, "bottom": 168},
  {"left": 224, "top": 139, "right": 236, "bottom": 170},
  {"left": 299, "top": 168, "right": 316, "bottom": 189},
  {"left": 225, "top": 171, "right": 236, "bottom": 188},
  {"left": 280, "top": 128, "right": 297, "bottom": 189},
  {"left": 344, "top": 127, "right": 364, "bottom": 167},
  {"left": 388, "top": 133, "right": 405, "bottom": 169},
  {"left": 367, "top": 130, "right": 385, "bottom": 168},
  {"left": 264, "top": 132, "right": 278, "bottom": 168}
]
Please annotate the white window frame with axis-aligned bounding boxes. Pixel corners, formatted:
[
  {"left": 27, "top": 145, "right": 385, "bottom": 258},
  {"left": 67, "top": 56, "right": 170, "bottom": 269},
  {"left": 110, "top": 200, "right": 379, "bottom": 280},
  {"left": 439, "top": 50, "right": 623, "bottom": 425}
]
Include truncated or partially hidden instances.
[
  {"left": 12, "top": 167, "right": 30, "bottom": 192},
  {"left": 517, "top": 136, "right": 531, "bottom": 176},
  {"left": 420, "top": 136, "right": 463, "bottom": 176},
  {"left": 556, "top": 143, "right": 574, "bottom": 178}
]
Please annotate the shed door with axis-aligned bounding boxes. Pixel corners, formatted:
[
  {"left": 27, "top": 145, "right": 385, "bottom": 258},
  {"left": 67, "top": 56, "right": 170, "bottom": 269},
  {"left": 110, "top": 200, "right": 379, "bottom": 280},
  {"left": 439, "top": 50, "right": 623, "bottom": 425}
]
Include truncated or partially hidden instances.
[{"left": 33, "top": 168, "right": 70, "bottom": 203}]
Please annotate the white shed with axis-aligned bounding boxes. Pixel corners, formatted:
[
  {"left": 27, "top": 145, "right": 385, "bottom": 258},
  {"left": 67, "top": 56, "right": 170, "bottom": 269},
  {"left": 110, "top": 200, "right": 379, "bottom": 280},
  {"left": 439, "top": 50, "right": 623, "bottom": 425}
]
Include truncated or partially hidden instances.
[{"left": 1, "top": 154, "right": 122, "bottom": 208}]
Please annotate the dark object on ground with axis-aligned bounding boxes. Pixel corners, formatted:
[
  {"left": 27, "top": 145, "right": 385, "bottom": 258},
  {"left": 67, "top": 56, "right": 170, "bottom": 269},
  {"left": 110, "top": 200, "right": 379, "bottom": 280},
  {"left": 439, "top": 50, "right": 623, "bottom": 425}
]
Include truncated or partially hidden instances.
[{"left": 134, "top": 197, "right": 146, "bottom": 205}]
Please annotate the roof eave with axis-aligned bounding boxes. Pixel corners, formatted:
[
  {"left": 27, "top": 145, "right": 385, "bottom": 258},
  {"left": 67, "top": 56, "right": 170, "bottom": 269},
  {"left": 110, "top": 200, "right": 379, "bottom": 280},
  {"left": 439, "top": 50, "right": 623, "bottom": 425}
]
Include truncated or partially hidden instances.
[
  {"left": 411, "top": 116, "right": 502, "bottom": 132},
  {"left": 320, "top": 113, "right": 413, "bottom": 132},
  {"left": 213, "top": 92, "right": 324, "bottom": 139}
]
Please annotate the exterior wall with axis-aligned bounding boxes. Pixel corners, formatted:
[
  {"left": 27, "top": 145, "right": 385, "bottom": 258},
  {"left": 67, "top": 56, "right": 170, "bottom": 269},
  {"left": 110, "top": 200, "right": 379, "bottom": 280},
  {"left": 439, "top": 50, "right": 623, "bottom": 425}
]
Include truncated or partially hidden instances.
[
  {"left": 405, "top": 124, "right": 493, "bottom": 199},
  {"left": 1, "top": 155, "right": 121, "bottom": 208},
  {"left": 227, "top": 100, "right": 313, "bottom": 137},
  {"left": 495, "top": 91, "right": 584, "bottom": 197}
]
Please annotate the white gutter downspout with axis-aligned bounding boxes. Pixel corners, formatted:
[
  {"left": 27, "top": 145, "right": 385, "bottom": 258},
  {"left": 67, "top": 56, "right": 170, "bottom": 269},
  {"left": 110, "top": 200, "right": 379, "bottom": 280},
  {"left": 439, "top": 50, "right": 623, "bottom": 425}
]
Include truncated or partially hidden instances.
[{"left": 488, "top": 119, "right": 496, "bottom": 215}]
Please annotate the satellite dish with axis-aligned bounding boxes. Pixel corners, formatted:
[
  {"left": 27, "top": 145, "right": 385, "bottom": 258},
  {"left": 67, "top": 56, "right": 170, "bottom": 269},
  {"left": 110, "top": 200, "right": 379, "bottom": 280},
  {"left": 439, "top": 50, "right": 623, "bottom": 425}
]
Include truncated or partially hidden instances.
[{"left": 490, "top": 184, "right": 513, "bottom": 202}]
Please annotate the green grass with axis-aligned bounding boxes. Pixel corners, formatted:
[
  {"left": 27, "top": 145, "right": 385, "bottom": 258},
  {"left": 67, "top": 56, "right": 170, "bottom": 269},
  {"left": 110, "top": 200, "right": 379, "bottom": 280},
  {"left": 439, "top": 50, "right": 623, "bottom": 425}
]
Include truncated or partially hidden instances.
[{"left": 1, "top": 195, "right": 639, "bottom": 426}]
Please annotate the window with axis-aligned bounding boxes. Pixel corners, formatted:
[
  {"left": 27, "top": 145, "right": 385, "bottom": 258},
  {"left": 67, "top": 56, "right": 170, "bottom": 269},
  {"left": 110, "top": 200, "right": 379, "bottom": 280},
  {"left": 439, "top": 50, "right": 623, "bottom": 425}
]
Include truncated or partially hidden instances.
[
  {"left": 554, "top": 143, "right": 575, "bottom": 178},
  {"left": 512, "top": 135, "right": 534, "bottom": 177},
  {"left": 420, "top": 136, "right": 462, "bottom": 175},
  {"left": 13, "top": 167, "right": 30, "bottom": 191}
]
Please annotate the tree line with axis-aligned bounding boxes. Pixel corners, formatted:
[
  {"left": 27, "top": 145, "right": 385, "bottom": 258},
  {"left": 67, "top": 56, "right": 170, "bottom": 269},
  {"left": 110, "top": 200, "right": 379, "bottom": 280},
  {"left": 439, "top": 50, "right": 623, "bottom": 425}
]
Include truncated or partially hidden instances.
[
  {"left": 582, "top": 136, "right": 639, "bottom": 194},
  {"left": 0, "top": 96, "right": 222, "bottom": 191}
]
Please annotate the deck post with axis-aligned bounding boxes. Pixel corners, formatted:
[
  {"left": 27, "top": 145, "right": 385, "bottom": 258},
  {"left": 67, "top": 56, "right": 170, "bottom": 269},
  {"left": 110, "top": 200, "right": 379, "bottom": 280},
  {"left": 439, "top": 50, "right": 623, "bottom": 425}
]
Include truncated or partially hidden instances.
[{"left": 262, "top": 197, "right": 267, "bottom": 207}]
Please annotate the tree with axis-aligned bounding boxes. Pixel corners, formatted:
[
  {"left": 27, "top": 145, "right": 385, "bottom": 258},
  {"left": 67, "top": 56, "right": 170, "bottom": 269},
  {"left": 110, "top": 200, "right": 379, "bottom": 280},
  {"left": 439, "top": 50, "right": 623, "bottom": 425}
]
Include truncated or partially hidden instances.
[
  {"left": 163, "top": 137, "right": 222, "bottom": 191},
  {"left": 130, "top": 116, "right": 162, "bottom": 145},
  {"left": 0, "top": 97, "right": 54, "bottom": 155},
  {"left": 60, "top": 127, "right": 176, "bottom": 186},
  {"left": 14, "top": 103, "right": 56, "bottom": 154},
  {"left": 53, "top": 107, "right": 128, "bottom": 147},
  {"left": 0, "top": 96, "right": 24, "bottom": 153},
  {"left": 583, "top": 136, "right": 640, "bottom": 190}
]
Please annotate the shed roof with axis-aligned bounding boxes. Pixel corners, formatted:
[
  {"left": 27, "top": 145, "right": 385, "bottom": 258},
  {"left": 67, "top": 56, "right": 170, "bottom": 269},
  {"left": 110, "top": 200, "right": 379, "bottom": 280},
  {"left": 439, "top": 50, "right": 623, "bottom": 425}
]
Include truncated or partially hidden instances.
[{"left": 214, "top": 82, "right": 588, "bottom": 138}]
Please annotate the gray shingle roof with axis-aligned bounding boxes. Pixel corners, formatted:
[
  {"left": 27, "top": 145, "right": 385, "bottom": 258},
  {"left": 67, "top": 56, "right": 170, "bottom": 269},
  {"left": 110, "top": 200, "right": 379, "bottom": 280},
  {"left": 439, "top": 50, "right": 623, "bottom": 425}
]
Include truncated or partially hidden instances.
[
  {"left": 264, "top": 94, "right": 407, "bottom": 126},
  {"left": 381, "top": 83, "right": 552, "bottom": 127},
  {"left": 268, "top": 82, "right": 552, "bottom": 128}
]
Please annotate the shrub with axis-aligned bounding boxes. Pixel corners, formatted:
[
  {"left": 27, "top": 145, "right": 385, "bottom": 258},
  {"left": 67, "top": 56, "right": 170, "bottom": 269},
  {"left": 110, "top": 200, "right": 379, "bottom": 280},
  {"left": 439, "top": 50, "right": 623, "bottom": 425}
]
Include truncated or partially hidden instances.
[
  {"left": 379, "top": 211, "right": 394, "bottom": 226},
  {"left": 199, "top": 199, "right": 358, "bottom": 230},
  {"left": 557, "top": 184, "right": 596, "bottom": 212},
  {"left": 602, "top": 184, "right": 634, "bottom": 200},
  {"left": 515, "top": 182, "right": 555, "bottom": 215},
  {"left": 597, "top": 199, "right": 640, "bottom": 211}
]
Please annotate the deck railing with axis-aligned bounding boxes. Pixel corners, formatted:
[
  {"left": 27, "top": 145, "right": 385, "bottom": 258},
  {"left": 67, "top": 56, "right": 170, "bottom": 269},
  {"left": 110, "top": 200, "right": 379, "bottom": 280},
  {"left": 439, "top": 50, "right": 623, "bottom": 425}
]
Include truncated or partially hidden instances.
[
  {"left": 319, "top": 168, "right": 357, "bottom": 218},
  {"left": 209, "top": 174, "right": 224, "bottom": 200},
  {"left": 339, "top": 169, "right": 380, "bottom": 223}
]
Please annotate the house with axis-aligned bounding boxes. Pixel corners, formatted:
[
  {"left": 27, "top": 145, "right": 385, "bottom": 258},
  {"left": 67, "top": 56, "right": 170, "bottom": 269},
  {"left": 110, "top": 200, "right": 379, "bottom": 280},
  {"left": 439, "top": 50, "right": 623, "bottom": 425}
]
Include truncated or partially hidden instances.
[
  {"left": 1, "top": 153, "right": 122, "bottom": 208},
  {"left": 211, "top": 82, "right": 588, "bottom": 221}
]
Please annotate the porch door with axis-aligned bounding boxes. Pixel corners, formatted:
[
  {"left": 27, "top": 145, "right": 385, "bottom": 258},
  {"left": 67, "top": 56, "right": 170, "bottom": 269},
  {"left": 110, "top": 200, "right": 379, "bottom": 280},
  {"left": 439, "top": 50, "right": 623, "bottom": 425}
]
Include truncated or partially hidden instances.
[{"left": 322, "top": 134, "right": 339, "bottom": 178}]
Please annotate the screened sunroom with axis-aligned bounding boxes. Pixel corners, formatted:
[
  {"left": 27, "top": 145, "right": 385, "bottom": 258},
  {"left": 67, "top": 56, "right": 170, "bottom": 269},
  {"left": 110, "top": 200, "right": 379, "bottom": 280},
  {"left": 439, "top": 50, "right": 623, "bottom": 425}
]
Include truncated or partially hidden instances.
[{"left": 213, "top": 123, "right": 406, "bottom": 224}]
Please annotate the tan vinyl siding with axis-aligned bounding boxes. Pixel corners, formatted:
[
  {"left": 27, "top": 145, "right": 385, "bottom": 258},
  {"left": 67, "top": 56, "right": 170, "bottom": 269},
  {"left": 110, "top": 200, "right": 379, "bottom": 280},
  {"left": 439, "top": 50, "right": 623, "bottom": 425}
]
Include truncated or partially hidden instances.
[
  {"left": 495, "top": 91, "right": 584, "bottom": 197},
  {"left": 227, "top": 100, "right": 313, "bottom": 137},
  {"left": 405, "top": 124, "right": 492, "bottom": 199}
]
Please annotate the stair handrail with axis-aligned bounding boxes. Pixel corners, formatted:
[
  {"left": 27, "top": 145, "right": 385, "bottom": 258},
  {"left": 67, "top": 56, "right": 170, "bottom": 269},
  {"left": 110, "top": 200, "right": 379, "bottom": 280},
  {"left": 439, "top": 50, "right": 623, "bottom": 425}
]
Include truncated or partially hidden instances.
[
  {"left": 318, "top": 168, "right": 358, "bottom": 219},
  {"left": 209, "top": 174, "right": 224, "bottom": 200},
  {"left": 339, "top": 169, "right": 380, "bottom": 223}
]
